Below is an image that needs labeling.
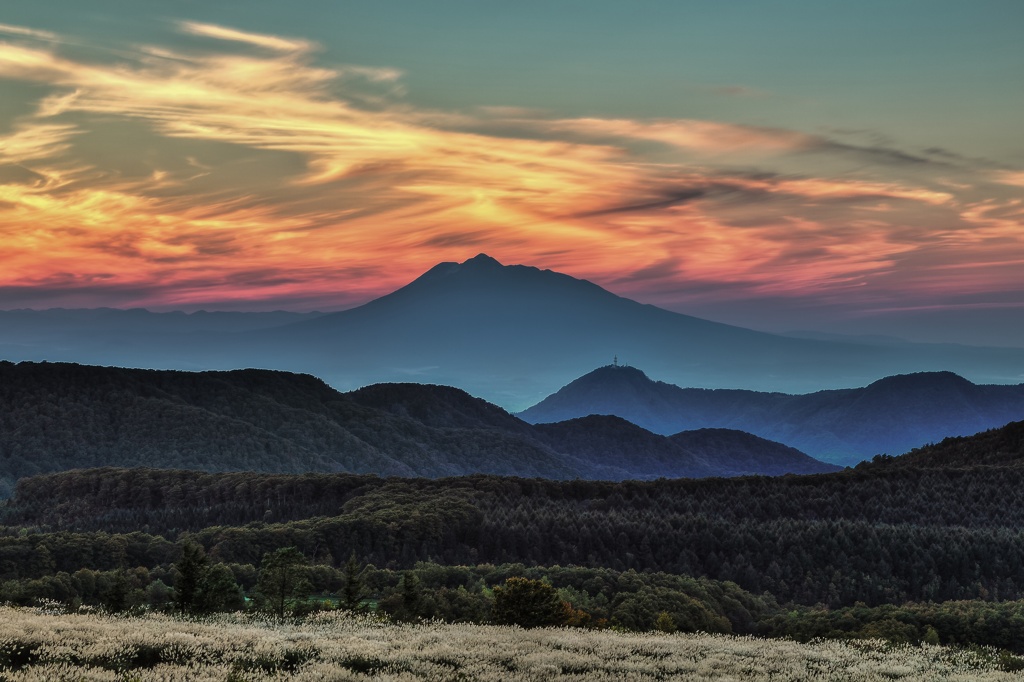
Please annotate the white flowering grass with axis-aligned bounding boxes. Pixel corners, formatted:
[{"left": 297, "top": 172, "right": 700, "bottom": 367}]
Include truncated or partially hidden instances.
[{"left": 0, "top": 606, "right": 1021, "bottom": 680}]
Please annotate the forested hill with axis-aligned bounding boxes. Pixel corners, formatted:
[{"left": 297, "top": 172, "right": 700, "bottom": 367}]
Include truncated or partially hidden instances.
[
  {"left": 519, "top": 365, "right": 1024, "bottom": 465},
  {"left": 0, "top": 361, "right": 837, "bottom": 496},
  {"left": 534, "top": 417, "right": 824, "bottom": 478},
  {"left": 861, "top": 419, "right": 1024, "bottom": 469}
]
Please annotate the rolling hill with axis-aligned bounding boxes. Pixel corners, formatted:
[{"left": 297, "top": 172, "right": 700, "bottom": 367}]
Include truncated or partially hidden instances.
[
  {"left": 0, "top": 361, "right": 837, "bottom": 496},
  {"left": 862, "top": 418, "right": 1024, "bottom": 469},
  {"left": 519, "top": 364, "right": 1024, "bottom": 465}
]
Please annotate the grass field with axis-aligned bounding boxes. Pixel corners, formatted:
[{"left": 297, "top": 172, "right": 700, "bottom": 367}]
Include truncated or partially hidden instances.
[{"left": 1, "top": 606, "right": 1021, "bottom": 681}]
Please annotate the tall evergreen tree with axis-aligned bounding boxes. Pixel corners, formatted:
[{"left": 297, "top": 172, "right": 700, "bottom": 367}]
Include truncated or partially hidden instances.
[
  {"left": 341, "top": 551, "right": 365, "bottom": 612},
  {"left": 173, "top": 541, "right": 208, "bottom": 614},
  {"left": 400, "top": 571, "right": 421, "bottom": 621}
]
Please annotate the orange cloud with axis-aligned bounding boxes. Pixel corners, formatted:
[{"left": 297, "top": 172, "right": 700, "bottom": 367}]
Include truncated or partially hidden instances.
[
  {"left": 0, "top": 22, "right": 1019, "bottom": 312},
  {"left": 995, "top": 171, "right": 1024, "bottom": 188},
  {"left": 549, "top": 117, "right": 818, "bottom": 154},
  {"left": 0, "top": 122, "right": 78, "bottom": 162}
]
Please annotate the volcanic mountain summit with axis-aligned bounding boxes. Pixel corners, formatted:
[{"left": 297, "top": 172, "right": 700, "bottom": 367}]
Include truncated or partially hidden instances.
[{"left": 3, "top": 254, "right": 1024, "bottom": 408}]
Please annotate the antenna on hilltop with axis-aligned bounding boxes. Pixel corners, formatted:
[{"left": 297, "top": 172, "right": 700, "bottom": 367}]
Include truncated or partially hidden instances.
[{"left": 613, "top": 355, "right": 618, "bottom": 367}]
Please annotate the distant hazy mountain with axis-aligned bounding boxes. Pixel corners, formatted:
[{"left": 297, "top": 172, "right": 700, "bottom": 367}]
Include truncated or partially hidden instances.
[
  {"left": 0, "top": 361, "right": 837, "bottom": 496},
  {"left": 0, "top": 308, "right": 326, "bottom": 371},
  {"left": 4, "top": 255, "right": 1024, "bottom": 408},
  {"left": 519, "top": 365, "right": 1024, "bottom": 465},
  {"left": 262, "top": 254, "right": 1024, "bottom": 407}
]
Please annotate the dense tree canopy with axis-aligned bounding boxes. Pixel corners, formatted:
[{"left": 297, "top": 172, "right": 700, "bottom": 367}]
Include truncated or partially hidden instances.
[{"left": 6, "top": 465, "right": 1024, "bottom": 606}]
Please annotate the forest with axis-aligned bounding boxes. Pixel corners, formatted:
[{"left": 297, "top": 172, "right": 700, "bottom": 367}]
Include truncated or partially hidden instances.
[
  {"left": 5, "top": 462, "right": 1024, "bottom": 604},
  {"left": 3, "top": 433, "right": 1024, "bottom": 658}
]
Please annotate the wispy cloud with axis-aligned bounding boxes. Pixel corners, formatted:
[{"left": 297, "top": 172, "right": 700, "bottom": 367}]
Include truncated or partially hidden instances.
[
  {"left": 0, "top": 23, "right": 58, "bottom": 41},
  {"left": 0, "top": 122, "right": 79, "bottom": 162},
  {"left": 995, "top": 171, "right": 1024, "bottom": 188},
  {"left": 178, "top": 21, "right": 313, "bottom": 53},
  {"left": 547, "top": 117, "right": 817, "bottom": 154},
  {"left": 0, "top": 20, "right": 1019, "bottom": 314}
]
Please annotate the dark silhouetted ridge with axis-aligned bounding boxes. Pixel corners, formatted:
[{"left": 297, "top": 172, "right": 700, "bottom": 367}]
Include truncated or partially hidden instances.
[
  {"left": 348, "top": 382, "right": 531, "bottom": 434},
  {"left": 864, "top": 419, "right": 1024, "bottom": 469},
  {"left": 669, "top": 429, "right": 838, "bottom": 476},
  {"left": 861, "top": 370, "right": 976, "bottom": 396},
  {"left": 0, "top": 361, "right": 838, "bottom": 496},
  {"left": 536, "top": 414, "right": 840, "bottom": 477}
]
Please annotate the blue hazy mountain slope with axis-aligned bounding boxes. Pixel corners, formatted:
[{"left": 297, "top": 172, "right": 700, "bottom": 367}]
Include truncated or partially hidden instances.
[
  {"left": 255, "top": 254, "right": 1024, "bottom": 407},
  {"left": 3, "top": 255, "right": 1024, "bottom": 409},
  {"left": 519, "top": 365, "right": 1024, "bottom": 465},
  {"left": 0, "top": 308, "right": 326, "bottom": 371}
]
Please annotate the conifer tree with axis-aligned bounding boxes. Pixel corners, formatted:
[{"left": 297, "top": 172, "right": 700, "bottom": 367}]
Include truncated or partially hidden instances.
[
  {"left": 341, "top": 551, "right": 365, "bottom": 612},
  {"left": 173, "top": 541, "right": 208, "bottom": 614}
]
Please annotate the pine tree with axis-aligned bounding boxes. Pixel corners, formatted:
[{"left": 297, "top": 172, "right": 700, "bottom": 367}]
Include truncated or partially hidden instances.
[
  {"left": 400, "top": 571, "right": 421, "bottom": 621},
  {"left": 173, "top": 541, "right": 208, "bottom": 614},
  {"left": 341, "top": 551, "right": 365, "bottom": 612}
]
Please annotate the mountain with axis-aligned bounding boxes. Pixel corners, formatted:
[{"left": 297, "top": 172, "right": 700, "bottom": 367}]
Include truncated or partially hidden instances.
[
  {"left": 535, "top": 416, "right": 832, "bottom": 477},
  {"left": 259, "top": 254, "right": 1024, "bottom": 407},
  {"left": 0, "top": 308, "right": 326, "bottom": 372},
  {"left": 519, "top": 365, "right": 1024, "bottom": 465},
  {"left": 4, "top": 255, "right": 1024, "bottom": 408},
  {"left": 0, "top": 361, "right": 837, "bottom": 496}
]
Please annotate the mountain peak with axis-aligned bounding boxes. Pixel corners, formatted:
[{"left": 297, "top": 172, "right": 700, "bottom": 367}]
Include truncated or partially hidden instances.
[
  {"left": 518, "top": 363, "right": 674, "bottom": 426},
  {"left": 865, "top": 371, "right": 975, "bottom": 393},
  {"left": 410, "top": 253, "right": 517, "bottom": 284},
  {"left": 587, "top": 364, "right": 651, "bottom": 380},
  {"left": 386, "top": 252, "right": 624, "bottom": 307},
  {"left": 464, "top": 253, "right": 503, "bottom": 267}
]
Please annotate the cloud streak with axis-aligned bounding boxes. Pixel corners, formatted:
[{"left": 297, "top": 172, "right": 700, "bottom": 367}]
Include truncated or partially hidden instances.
[
  {"left": 179, "top": 21, "right": 313, "bottom": 53},
  {"left": 0, "top": 21, "right": 1019, "bottom": 317},
  {"left": 0, "top": 23, "right": 58, "bottom": 41}
]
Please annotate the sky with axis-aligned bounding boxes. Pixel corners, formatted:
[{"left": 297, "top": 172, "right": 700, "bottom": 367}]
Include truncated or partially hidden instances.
[{"left": 1, "top": 1, "right": 1023, "bottom": 345}]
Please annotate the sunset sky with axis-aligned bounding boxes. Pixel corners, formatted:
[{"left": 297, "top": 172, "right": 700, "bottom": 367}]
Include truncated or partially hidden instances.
[{"left": 1, "top": 1, "right": 1022, "bottom": 345}]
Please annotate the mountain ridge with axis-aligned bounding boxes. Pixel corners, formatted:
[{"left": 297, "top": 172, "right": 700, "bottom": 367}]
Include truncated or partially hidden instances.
[
  {"left": 519, "top": 365, "right": 1024, "bottom": 465},
  {"left": 0, "top": 361, "right": 838, "bottom": 496},
  {"left": 861, "top": 419, "right": 1024, "bottom": 470}
]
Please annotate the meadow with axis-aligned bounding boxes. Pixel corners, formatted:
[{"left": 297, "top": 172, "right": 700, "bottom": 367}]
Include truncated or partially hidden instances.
[{"left": 1, "top": 606, "right": 1022, "bottom": 681}]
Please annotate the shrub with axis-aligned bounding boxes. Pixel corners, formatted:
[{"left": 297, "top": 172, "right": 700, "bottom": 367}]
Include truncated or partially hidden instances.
[{"left": 493, "top": 577, "right": 569, "bottom": 628}]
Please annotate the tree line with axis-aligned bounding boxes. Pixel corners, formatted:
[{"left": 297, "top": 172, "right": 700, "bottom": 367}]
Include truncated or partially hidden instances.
[
  {"left": 3, "top": 542, "right": 1024, "bottom": 656},
  {"left": 6, "top": 467, "right": 1024, "bottom": 606}
]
